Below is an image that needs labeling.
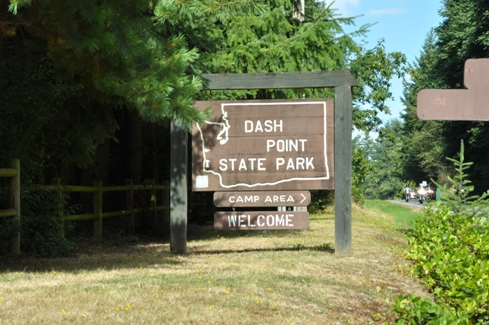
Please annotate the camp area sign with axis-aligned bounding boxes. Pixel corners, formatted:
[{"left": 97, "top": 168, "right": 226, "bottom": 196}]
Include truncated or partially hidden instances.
[
  {"left": 191, "top": 99, "right": 334, "bottom": 191},
  {"left": 214, "top": 190, "right": 311, "bottom": 207}
]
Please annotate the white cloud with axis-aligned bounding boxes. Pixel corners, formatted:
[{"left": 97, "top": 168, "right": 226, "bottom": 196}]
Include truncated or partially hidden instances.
[
  {"left": 365, "top": 8, "right": 407, "bottom": 16},
  {"left": 325, "top": 0, "right": 360, "bottom": 16},
  {"left": 324, "top": 1, "right": 408, "bottom": 18}
]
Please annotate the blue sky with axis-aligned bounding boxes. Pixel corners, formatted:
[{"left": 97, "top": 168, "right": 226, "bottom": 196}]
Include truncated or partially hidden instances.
[{"left": 328, "top": 0, "right": 444, "bottom": 124}]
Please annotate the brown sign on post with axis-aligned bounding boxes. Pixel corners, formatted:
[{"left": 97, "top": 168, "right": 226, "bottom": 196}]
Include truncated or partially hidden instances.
[
  {"left": 214, "top": 211, "right": 309, "bottom": 230},
  {"left": 192, "top": 99, "right": 334, "bottom": 191},
  {"left": 213, "top": 190, "right": 311, "bottom": 207},
  {"left": 418, "top": 59, "right": 489, "bottom": 120}
]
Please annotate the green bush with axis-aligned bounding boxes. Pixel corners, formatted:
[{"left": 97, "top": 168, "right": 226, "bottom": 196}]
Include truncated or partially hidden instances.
[
  {"left": 393, "top": 294, "right": 471, "bottom": 325},
  {"left": 397, "top": 205, "right": 489, "bottom": 323},
  {"left": 393, "top": 141, "right": 489, "bottom": 324},
  {"left": 308, "top": 190, "right": 334, "bottom": 213},
  {"left": 20, "top": 188, "right": 75, "bottom": 257}
]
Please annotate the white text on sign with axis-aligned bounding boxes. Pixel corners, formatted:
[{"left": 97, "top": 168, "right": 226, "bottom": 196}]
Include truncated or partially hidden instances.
[
  {"left": 218, "top": 119, "right": 315, "bottom": 172},
  {"left": 214, "top": 211, "right": 309, "bottom": 230},
  {"left": 227, "top": 214, "right": 294, "bottom": 228},
  {"left": 229, "top": 194, "right": 297, "bottom": 204},
  {"left": 213, "top": 191, "right": 311, "bottom": 207}
]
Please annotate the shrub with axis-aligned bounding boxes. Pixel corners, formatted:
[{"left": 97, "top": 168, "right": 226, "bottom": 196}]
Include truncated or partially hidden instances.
[
  {"left": 393, "top": 140, "right": 489, "bottom": 324},
  {"left": 398, "top": 205, "right": 489, "bottom": 323},
  {"left": 309, "top": 190, "right": 334, "bottom": 213},
  {"left": 393, "top": 294, "right": 471, "bottom": 325}
]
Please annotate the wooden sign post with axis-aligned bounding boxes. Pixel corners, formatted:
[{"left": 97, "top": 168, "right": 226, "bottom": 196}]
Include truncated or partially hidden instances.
[
  {"left": 170, "top": 119, "right": 188, "bottom": 254},
  {"left": 171, "top": 71, "right": 357, "bottom": 254}
]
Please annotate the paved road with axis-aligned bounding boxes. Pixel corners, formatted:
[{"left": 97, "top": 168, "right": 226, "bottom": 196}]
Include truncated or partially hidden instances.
[
  {"left": 389, "top": 200, "right": 489, "bottom": 218},
  {"left": 389, "top": 199, "right": 427, "bottom": 209}
]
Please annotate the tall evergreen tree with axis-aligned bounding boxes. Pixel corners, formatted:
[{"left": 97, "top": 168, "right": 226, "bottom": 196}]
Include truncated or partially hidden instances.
[
  {"left": 154, "top": 0, "right": 406, "bottom": 132},
  {"left": 431, "top": 0, "right": 489, "bottom": 192},
  {"left": 400, "top": 31, "right": 445, "bottom": 183},
  {"left": 2, "top": 0, "right": 408, "bottom": 183},
  {"left": 5, "top": 0, "right": 207, "bottom": 127},
  {"left": 364, "top": 119, "right": 405, "bottom": 200}
]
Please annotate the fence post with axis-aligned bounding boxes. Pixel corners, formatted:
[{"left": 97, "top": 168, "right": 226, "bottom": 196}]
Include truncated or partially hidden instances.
[
  {"left": 10, "top": 159, "right": 20, "bottom": 255},
  {"left": 149, "top": 179, "right": 157, "bottom": 227},
  {"left": 52, "top": 177, "right": 65, "bottom": 238},
  {"left": 126, "top": 179, "right": 134, "bottom": 235},
  {"left": 93, "top": 181, "right": 103, "bottom": 239}
]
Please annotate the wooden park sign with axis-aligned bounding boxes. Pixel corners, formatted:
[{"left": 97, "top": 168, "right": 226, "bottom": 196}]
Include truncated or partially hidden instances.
[
  {"left": 190, "top": 99, "right": 331, "bottom": 231},
  {"left": 171, "top": 71, "right": 357, "bottom": 254},
  {"left": 418, "top": 59, "right": 489, "bottom": 120},
  {"left": 213, "top": 190, "right": 310, "bottom": 230},
  {"left": 191, "top": 99, "right": 334, "bottom": 191}
]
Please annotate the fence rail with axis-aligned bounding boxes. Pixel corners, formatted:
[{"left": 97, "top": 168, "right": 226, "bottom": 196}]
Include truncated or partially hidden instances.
[
  {"left": 32, "top": 180, "right": 170, "bottom": 239},
  {"left": 1, "top": 159, "right": 170, "bottom": 254},
  {"left": 34, "top": 184, "right": 168, "bottom": 193}
]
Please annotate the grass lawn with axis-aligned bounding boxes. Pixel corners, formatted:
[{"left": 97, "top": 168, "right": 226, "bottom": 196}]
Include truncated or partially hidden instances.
[
  {"left": 363, "top": 200, "right": 424, "bottom": 230},
  {"left": 0, "top": 201, "right": 428, "bottom": 324}
]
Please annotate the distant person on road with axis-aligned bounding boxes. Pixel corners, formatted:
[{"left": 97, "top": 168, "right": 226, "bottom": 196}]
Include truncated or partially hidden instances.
[
  {"left": 404, "top": 185, "right": 410, "bottom": 201},
  {"left": 417, "top": 184, "right": 428, "bottom": 203}
]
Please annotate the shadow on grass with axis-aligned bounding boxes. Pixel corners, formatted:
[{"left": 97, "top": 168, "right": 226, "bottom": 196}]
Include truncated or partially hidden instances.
[
  {"left": 0, "top": 245, "right": 182, "bottom": 274},
  {"left": 0, "top": 242, "right": 334, "bottom": 274},
  {"left": 0, "top": 216, "right": 335, "bottom": 273},
  {"left": 188, "top": 244, "right": 335, "bottom": 256},
  {"left": 396, "top": 228, "right": 413, "bottom": 234}
]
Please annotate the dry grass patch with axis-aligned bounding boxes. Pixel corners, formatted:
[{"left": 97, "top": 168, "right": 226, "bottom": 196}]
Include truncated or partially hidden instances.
[{"left": 0, "top": 204, "right": 429, "bottom": 324}]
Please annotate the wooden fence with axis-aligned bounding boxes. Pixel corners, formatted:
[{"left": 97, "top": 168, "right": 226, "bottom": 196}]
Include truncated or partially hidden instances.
[
  {"left": 1, "top": 159, "right": 170, "bottom": 254},
  {"left": 35, "top": 179, "right": 170, "bottom": 239},
  {"left": 0, "top": 159, "right": 20, "bottom": 254}
]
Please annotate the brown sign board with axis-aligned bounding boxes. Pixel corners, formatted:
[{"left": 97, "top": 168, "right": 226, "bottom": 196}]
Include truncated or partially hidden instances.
[
  {"left": 214, "top": 191, "right": 311, "bottom": 207},
  {"left": 418, "top": 59, "right": 489, "bottom": 121},
  {"left": 214, "top": 211, "right": 309, "bottom": 230},
  {"left": 192, "top": 99, "right": 334, "bottom": 191}
]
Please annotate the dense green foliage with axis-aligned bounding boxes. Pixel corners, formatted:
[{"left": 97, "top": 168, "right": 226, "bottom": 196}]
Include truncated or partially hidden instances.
[
  {"left": 393, "top": 144, "right": 489, "bottom": 324},
  {"left": 395, "top": 205, "right": 489, "bottom": 324},
  {"left": 399, "top": 0, "right": 489, "bottom": 194},
  {"left": 1, "top": 0, "right": 407, "bottom": 171},
  {"left": 400, "top": 30, "right": 446, "bottom": 185},
  {"left": 393, "top": 293, "right": 470, "bottom": 325},
  {"left": 360, "top": 120, "right": 405, "bottom": 200},
  {"left": 0, "top": 0, "right": 408, "bottom": 255},
  {"left": 360, "top": 0, "right": 489, "bottom": 199},
  {"left": 19, "top": 189, "right": 75, "bottom": 257},
  {"left": 154, "top": 0, "right": 406, "bottom": 133},
  {"left": 6, "top": 0, "right": 206, "bottom": 126}
]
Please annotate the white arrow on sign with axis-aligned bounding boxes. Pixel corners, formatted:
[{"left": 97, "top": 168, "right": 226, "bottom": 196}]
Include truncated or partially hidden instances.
[{"left": 213, "top": 190, "right": 311, "bottom": 207}]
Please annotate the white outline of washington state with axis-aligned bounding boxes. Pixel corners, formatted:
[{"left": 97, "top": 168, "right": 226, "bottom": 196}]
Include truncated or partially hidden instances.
[{"left": 196, "top": 101, "right": 330, "bottom": 188}]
